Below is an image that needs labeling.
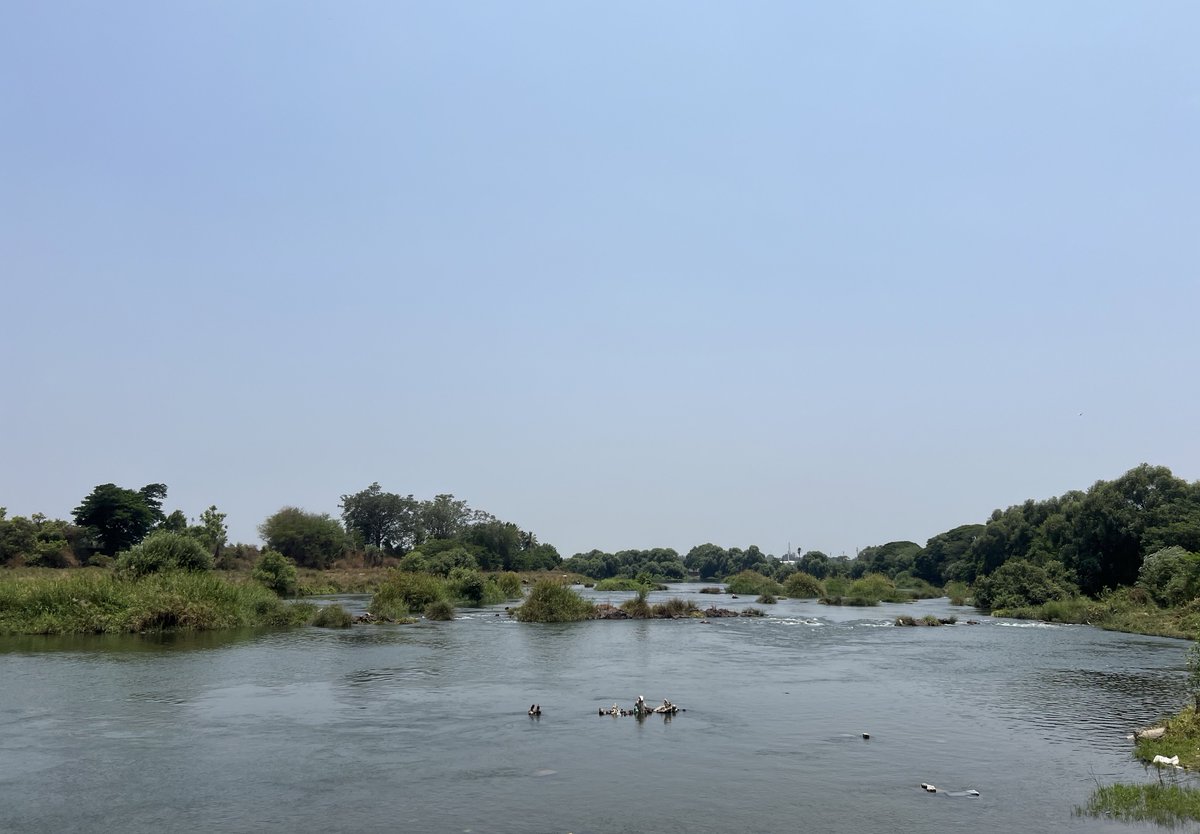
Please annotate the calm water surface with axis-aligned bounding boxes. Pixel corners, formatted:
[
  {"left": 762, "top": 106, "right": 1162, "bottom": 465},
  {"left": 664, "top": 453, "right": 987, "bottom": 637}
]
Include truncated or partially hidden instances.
[{"left": 1, "top": 587, "right": 1194, "bottom": 834}]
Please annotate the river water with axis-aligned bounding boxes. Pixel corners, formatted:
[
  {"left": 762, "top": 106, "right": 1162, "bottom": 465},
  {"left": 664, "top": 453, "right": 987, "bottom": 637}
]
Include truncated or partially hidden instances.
[{"left": 0, "top": 586, "right": 1193, "bottom": 834}]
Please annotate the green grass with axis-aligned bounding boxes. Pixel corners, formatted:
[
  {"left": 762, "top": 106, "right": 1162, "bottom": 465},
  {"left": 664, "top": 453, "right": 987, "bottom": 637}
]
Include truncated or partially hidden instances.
[
  {"left": 1077, "top": 783, "right": 1200, "bottom": 827},
  {"left": 1133, "top": 706, "right": 1200, "bottom": 770},
  {"left": 311, "top": 604, "right": 353, "bottom": 628},
  {"left": 0, "top": 571, "right": 314, "bottom": 635}
]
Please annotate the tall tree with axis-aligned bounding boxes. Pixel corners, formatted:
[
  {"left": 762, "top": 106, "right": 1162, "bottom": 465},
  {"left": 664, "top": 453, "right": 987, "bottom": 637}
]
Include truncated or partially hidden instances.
[
  {"left": 339, "top": 483, "right": 419, "bottom": 552},
  {"left": 258, "top": 507, "right": 346, "bottom": 569},
  {"left": 419, "top": 494, "right": 471, "bottom": 541},
  {"left": 73, "top": 483, "right": 168, "bottom": 556}
]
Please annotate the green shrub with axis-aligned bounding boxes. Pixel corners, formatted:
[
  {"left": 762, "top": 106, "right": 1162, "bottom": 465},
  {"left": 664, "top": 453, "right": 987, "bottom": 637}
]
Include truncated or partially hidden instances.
[
  {"left": 252, "top": 550, "right": 298, "bottom": 596},
  {"left": 847, "top": 573, "right": 898, "bottom": 604},
  {"left": 944, "top": 580, "right": 970, "bottom": 605},
  {"left": 513, "top": 580, "right": 595, "bottom": 622},
  {"left": 725, "top": 570, "right": 783, "bottom": 596},
  {"left": 447, "top": 567, "right": 487, "bottom": 606},
  {"left": 1138, "top": 546, "right": 1200, "bottom": 607},
  {"left": 312, "top": 604, "right": 353, "bottom": 628},
  {"left": 424, "top": 600, "right": 455, "bottom": 620},
  {"left": 620, "top": 597, "right": 653, "bottom": 618},
  {"left": 756, "top": 594, "right": 777, "bottom": 604},
  {"left": 783, "top": 572, "right": 824, "bottom": 598},
  {"left": 973, "top": 559, "right": 1078, "bottom": 610},
  {"left": 369, "top": 571, "right": 447, "bottom": 620},
  {"left": 652, "top": 597, "right": 700, "bottom": 618},
  {"left": 115, "top": 530, "right": 214, "bottom": 577},
  {"left": 493, "top": 571, "right": 523, "bottom": 599}
]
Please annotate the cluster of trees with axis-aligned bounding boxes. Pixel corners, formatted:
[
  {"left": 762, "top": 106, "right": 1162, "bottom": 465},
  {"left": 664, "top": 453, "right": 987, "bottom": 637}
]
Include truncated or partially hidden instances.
[
  {"left": 836, "top": 464, "right": 1200, "bottom": 609},
  {"left": 1, "top": 483, "right": 229, "bottom": 569},
  {"left": 258, "top": 483, "right": 560, "bottom": 572},
  {"left": 3, "top": 480, "right": 560, "bottom": 576}
]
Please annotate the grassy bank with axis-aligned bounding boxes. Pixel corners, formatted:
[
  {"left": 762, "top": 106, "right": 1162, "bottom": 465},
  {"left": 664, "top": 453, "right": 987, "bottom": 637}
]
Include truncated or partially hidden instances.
[
  {"left": 1077, "top": 783, "right": 1200, "bottom": 827},
  {"left": 991, "top": 590, "right": 1200, "bottom": 639},
  {"left": 0, "top": 571, "right": 314, "bottom": 635}
]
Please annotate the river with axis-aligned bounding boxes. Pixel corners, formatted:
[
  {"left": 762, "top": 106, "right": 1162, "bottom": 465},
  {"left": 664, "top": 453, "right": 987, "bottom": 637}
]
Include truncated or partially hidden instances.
[{"left": 0, "top": 586, "right": 1192, "bottom": 833}]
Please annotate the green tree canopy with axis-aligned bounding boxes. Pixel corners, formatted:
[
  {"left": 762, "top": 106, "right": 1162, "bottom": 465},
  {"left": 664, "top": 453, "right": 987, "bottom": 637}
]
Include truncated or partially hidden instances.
[
  {"left": 258, "top": 507, "right": 347, "bottom": 569},
  {"left": 72, "top": 483, "right": 168, "bottom": 556},
  {"left": 339, "top": 483, "right": 420, "bottom": 552}
]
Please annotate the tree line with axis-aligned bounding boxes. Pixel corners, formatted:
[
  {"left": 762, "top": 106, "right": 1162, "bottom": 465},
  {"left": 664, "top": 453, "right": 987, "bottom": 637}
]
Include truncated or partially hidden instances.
[
  {"left": 560, "top": 464, "right": 1200, "bottom": 610},
  {"left": 0, "top": 481, "right": 561, "bottom": 574}
]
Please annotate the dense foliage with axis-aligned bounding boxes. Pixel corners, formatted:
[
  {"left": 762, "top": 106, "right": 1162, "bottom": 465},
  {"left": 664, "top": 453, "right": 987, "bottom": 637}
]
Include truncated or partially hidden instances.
[{"left": 115, "top": 530, "right": 214, "bottom": 577}]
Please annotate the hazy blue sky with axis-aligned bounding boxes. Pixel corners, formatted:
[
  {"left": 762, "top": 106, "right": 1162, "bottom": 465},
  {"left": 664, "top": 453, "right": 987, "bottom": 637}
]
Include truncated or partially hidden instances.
[{"left": 2, "top": 2, "right": 1197, "bottom": 558}]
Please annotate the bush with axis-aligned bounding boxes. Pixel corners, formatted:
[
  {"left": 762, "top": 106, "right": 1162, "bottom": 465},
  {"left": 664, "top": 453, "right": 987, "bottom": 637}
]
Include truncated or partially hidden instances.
[
  {"left": 493, "top": 571, "right": 523, "bottom": 599},
  {"left": 652, "top": 597, "right": 700, "bottom": 618},
  {"left": 1138, "top": 546, "right": 1200, "bottom": 607},
  {"left": 424, "top": 600, "right": 455, "bottom": 620},
  {"left": 756, "top": 594, "right": 777, "bottom": 604},
  {"left": 847, "top": 573, "right": 899, "bottom": 604},
  {"left": 312, "top": 604, "right": 353, "bottom": 628},
  {"left": 783, "top": 572, "right": 824, "bottom": 598},
  {"left": 513, "top": 580, "right": 595, "bottom": 622},
  {"left": 944, "top": 580, "right": 970, "bottom": 605},
  {"left": 725, "top": 570, "right": 783, "bottom": 596},
  {"left": 973, "top": 559, "right": 1078, "bottom": 611},
  {"left": 369, "top": 571, "right": 447, "bottom": 620},
  {"left": 447, "top": 567, "right": 487, "bottom": 605},
  {"left": 253, "top": 550, "right": 298, "bottom": 596},
  {"left": 115, "top": 530, "right": 214, "bottom": 577}
]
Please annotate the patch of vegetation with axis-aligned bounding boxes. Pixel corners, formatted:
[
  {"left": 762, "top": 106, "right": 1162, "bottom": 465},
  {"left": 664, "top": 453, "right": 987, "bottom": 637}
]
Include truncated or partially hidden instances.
[
  {"left": 424, "top": 600, "right": 455, "bottom": 621},
  {"left": 756, "top": 594, "right": 777, "bottom": 604},
  {"left": 783, "top": 572, "right": 823, "bottom": 598},
  {"left": 369, "top": 571, "right": 448, "bottom": 620},
  {"left": 115, "top": 531, "right": 214, "bottom": 577},
  {"left": 312, "top": 604, "right": 353, "bottom": 628},
  {"left": 512, "top": 580, "right": 596, "bottom": 622},
  {"left": 0, "top": 571, "right": 313, "bottom": 635},
  {"left": 1077, "top": 783, "right": 1200, "bottom": 827},
  {"left": 944, "top": 580, "right": 970, "bottom": 606},
  {"left": 652, "top": 597, "right": 700, "bottom": 618},
  {"left": 252, "top": 550, "right": 298, "bottom": 596},
  {"left": 493, "top": 571, "right": 523, "bottom": 599},
  {"left": 725, "top": 570, "right": 783, "bottom": 596},
  {"left": 698, "top": 586, "right": 724, "bottom": 594},
  {"left": 594, "top": 577, "right": 651, "bottom": 592}
]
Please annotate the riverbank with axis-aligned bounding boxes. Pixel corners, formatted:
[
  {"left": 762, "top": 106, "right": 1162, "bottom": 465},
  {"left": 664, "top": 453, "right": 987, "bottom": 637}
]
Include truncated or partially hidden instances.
[
  {"left": 0, "top": 570, "right": 313, "bottom": 634},
  {"left": 991, "top": 589, "right": 1200, "bottom": 640}
]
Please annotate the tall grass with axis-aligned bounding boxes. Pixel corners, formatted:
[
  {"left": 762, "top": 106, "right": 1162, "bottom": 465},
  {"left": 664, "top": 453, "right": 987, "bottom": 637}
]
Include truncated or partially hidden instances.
[
  {"left": 1077, "top": 783, "right": 1200, "bottom": 827},
  {"left": 513, "top": 580, "right": 595, "bottom": 622},
  {"left": 0, "top": 571, "right": 313, "bottom": 635},
  {"left": 369, "top": 571, "right": 448, "bottom": 620}
]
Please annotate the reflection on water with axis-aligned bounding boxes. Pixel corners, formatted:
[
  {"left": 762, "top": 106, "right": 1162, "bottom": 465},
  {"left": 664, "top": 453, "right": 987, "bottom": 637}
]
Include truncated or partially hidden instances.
[{"left": 0, "top": 590, "right": 1193, "bottom": 834}]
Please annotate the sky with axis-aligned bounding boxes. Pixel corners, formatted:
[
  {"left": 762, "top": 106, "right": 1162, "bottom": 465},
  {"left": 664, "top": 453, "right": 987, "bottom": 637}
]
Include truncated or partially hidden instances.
[{"left": 2, "top": 1, "right": 1197, "bottom": 559}]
